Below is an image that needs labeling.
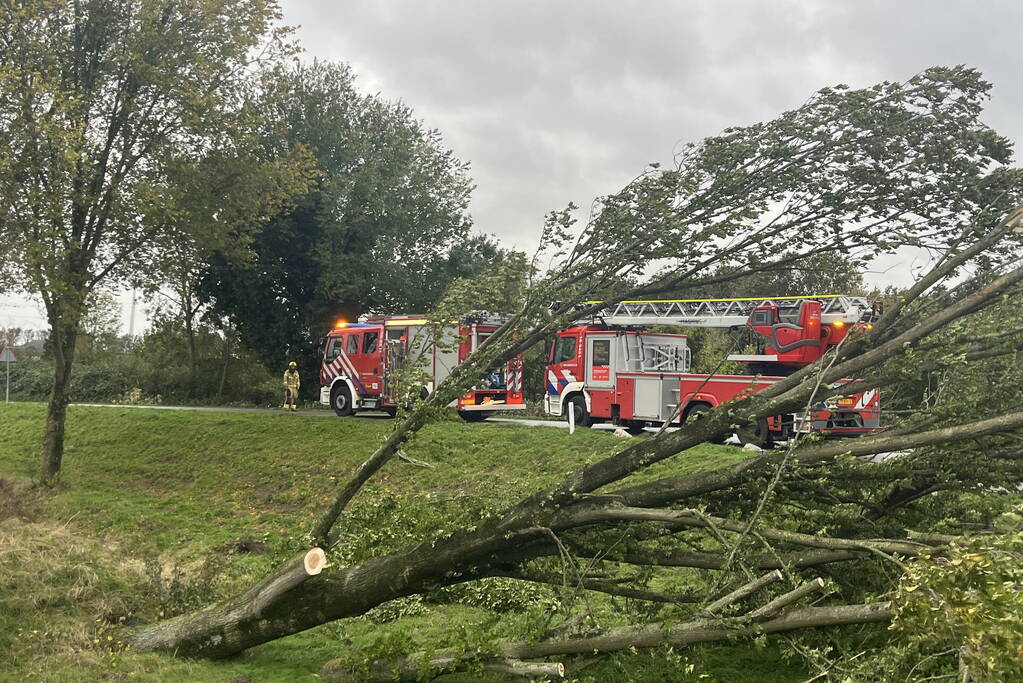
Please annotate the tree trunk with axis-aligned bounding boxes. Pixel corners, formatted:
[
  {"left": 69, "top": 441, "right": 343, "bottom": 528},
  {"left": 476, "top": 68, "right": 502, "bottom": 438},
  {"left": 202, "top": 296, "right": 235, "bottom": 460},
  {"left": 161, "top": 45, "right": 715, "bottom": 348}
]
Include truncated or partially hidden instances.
[
  {"left": 125, "top": 525, "right": 543, "bottom": 657},
  {"left": 40, "top": 315, "right": 79, "bottom": 485}
]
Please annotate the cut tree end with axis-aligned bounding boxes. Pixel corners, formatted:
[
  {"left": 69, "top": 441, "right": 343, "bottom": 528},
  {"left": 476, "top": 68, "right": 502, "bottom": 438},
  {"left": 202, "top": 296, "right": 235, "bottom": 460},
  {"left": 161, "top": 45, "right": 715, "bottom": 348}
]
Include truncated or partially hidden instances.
[
  {"left": 486, "top": 659, "right": 566, "bottom": 679},
  {"left": 305, "top": 547, "right": 328, "bottom": 575}
]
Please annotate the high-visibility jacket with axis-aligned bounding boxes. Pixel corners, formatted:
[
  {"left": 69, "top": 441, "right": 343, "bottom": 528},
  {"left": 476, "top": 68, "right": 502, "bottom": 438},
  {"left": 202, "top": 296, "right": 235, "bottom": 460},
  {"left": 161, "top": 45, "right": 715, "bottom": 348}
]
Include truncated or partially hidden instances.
[{"left": 283, "top": 369, "right": 301, "bottom": 389}]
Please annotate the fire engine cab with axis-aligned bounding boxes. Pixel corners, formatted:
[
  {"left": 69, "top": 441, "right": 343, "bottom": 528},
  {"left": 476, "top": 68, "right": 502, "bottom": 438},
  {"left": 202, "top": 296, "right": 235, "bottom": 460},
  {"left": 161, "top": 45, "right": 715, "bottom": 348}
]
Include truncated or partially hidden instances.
[
  {"left": 319, "top": 314, "right": 525, "bottom": 421},
  {"left": 545, "top": 295, "right": 881, "bottom": 444}
]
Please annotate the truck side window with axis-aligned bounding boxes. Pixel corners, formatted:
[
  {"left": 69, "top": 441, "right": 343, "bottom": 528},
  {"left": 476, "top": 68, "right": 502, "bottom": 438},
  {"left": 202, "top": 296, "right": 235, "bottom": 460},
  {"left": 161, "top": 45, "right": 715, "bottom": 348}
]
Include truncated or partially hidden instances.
[
  {"left": 553, "top": 337, "right": 577, "bottom": 364},
  {"left": 327, "top": 338, "right": 342, "bottom": 361},
  {"left": 592, "top": 339, "right": 610, "bottom": 365},
  {"left": 346, "top": 334, "right": 359, "bottom": 355},
  {"left": 363, "top": 331, "right": 379, "bottom": 354}
]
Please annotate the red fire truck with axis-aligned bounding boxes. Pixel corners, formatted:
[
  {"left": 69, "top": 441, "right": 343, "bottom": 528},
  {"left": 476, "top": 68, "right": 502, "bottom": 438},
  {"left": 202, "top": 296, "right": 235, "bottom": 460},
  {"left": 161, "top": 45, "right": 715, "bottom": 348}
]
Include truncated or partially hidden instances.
[
  {"left": 319, "top": 314, "right": 526, "bottom": 421},
  {"left": 544, "top": 295, "right": 881, "bottom": 444}
]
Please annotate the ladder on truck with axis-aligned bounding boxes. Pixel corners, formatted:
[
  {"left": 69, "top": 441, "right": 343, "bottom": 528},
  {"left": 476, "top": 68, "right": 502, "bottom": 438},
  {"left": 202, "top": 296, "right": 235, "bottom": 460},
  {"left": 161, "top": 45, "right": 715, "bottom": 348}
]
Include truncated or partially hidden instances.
[{"left": 588, "top": 294, "right": 877, "bottom": 328}]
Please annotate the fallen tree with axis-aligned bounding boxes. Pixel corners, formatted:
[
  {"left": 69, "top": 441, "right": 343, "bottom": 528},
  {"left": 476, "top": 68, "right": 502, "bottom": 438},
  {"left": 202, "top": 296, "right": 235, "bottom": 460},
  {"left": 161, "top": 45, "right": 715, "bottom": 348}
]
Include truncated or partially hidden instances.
[
  {"left": 320, "top": 571, "right": 891, "bottom": 682},
  {"left": 124, "top": 67, "right": 1023, "bottom": 678}
]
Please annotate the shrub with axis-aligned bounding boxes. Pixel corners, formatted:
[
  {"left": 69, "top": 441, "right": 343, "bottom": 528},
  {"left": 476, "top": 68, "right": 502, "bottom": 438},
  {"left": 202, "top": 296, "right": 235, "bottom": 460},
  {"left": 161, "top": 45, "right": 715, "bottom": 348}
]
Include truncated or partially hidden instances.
[{"left": 846, "top": 522, "right": 1023, "bottom": 682}]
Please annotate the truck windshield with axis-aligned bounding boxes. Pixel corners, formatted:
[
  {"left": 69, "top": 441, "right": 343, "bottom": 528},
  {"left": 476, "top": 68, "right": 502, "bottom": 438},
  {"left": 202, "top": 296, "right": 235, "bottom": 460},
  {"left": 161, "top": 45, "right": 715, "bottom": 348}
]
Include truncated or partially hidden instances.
[{"left": 552, "top": 337, "right": 577, "bottom": 364}]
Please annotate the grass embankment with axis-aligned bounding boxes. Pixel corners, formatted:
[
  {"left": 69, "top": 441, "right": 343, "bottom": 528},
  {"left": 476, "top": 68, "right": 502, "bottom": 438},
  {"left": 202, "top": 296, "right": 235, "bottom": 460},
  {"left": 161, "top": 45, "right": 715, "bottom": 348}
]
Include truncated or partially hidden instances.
[{"left": 0, "top": 403, "right": 806, "bottom": 682}]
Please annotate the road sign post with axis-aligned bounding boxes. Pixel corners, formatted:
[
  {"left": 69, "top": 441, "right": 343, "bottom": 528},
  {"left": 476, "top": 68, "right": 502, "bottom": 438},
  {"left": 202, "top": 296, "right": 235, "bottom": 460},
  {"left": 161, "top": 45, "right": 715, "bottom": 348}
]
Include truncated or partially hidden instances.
[{"left": 1, "top": 345, "right": 15, "bottom": 403}]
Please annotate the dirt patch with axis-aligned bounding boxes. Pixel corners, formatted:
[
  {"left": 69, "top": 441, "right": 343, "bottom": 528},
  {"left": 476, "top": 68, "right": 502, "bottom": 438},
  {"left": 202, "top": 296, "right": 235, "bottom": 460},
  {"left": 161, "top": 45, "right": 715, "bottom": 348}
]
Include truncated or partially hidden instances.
[
  {"left": 216, "top": 537, "right": 269, "bottom": 555},
  {"left": 0, "top": 476, "right": 39, "bottom": 522}
]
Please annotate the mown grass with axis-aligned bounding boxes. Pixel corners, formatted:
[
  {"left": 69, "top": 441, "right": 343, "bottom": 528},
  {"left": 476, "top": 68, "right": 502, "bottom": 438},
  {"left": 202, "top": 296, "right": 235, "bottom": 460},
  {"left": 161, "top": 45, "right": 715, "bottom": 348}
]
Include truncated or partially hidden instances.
[{"left": 0, "top": 403, "right": 807, "bottom": 682}]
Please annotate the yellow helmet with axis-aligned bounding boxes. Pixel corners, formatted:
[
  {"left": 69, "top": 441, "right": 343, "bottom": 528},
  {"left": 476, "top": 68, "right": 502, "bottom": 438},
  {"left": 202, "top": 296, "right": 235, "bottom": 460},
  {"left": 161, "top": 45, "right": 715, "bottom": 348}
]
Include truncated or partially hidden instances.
[{"left": 288, "top": 361, "right": 297, "bottom": 368}]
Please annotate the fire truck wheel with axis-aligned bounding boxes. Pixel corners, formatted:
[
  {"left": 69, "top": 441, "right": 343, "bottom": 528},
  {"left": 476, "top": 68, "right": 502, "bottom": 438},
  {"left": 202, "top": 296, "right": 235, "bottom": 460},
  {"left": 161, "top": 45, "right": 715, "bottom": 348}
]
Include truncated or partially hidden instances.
[
  {"left": 458, "top": 410, "right": 493, "bottom": 423},
  {"left": 683, "top": 403, "right": 727, "bottom": 444},
  {"left": 383, "top": 407, "right": 398, "bottom": 418},
  {"left": 566, "top": 395, "right": 593, "bottom": 428},
  {"left": 331, "top": 385, "right": 354, "bottom": 417},
  {"left": 736, "top": 418, "right": 774, "bottom": 449}
]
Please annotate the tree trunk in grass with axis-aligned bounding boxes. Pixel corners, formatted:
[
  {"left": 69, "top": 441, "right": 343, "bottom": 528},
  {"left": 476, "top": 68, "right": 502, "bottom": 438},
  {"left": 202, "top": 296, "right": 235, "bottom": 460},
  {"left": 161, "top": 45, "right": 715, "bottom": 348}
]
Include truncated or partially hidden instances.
[
  {"left": 123, "top": 404, "right": 1022, "bottom": 658},
  {"left": 124, "top": 528, "right": 537, "bottom": 657},
  {"left": 124, "top": 205, "right": 1023, "bottom": 659},
  {"left": 40, "top": 311, "right": 79, "bottom": 485}
]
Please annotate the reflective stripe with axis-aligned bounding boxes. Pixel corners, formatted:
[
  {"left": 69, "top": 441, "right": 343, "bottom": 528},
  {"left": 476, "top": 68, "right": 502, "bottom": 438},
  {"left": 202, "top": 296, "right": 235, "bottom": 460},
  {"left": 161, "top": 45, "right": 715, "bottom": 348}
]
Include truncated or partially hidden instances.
[{"left": 854, "top": 389, "right": 878, "bottom": 409}]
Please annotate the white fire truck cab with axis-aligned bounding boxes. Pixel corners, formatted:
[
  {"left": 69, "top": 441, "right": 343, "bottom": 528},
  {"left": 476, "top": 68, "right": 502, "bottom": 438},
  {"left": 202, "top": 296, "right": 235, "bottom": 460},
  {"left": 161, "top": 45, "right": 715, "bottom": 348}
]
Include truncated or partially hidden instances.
[
  {"left": 545, "top": 295, "right": 881, "bottom": 444},
  {"left": 319, "top": 314, "right": 525, "bottom": 421}
]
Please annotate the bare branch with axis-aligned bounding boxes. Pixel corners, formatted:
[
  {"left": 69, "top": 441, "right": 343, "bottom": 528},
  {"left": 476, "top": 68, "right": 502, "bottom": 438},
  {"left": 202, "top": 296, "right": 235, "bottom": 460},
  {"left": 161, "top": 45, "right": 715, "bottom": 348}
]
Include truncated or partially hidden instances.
[{"left": 699, "top": 570, "right": 784, "bottom": 616}]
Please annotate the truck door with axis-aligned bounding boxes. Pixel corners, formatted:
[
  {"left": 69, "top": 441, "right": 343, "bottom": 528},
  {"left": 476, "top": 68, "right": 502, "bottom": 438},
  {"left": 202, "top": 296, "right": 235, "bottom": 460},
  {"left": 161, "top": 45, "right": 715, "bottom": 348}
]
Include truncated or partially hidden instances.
[
  {"left": 586, "top": 335, "right": 615, "bottom": 389},
  {"left": 383, "top": 326, "right": 408, "bottom": 401},
  {"left": 548, "top": 332, "right": 583, "bottom": 392},
  {"left": 322, "top": 335, "right": 344, "bottom": 385},
  {"left": 358, "top": 328, "right": 383, "bottom": 394},
  {"left": 546, "top": 330, "right": 584, "bottom": 415},
  {"left": 340, "top": 332, "right": 363, "bottom": 393}
]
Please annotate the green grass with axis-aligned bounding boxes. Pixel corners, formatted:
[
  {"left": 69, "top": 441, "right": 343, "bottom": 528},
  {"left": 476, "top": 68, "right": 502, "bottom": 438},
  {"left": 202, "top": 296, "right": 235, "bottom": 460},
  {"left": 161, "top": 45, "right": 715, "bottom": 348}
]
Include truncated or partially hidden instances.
[{"left": 0, "top": 403, "right": 806, "bottom": 682}]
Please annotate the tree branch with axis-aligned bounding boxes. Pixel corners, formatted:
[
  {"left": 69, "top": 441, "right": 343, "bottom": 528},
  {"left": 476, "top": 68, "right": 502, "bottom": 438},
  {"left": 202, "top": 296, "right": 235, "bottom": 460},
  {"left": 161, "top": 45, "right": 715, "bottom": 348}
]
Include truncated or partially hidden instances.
[{"left": 325, "top": 602, "right": 893, "bottom": 681}]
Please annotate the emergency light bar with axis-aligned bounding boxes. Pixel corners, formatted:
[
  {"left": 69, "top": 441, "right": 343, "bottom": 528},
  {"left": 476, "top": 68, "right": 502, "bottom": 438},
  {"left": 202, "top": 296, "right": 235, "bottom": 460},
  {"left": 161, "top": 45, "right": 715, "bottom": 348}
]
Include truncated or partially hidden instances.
[{"left": 384, "top": 319, "right": 427, "bottom": 326}]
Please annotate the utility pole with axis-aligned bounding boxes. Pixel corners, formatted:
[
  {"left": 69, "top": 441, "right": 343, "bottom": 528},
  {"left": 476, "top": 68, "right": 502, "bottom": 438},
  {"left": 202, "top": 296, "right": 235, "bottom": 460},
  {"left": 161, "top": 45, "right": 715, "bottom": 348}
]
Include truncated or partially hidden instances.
[{"left": 127, "top": 289, "right": 137, "bottom": 340}]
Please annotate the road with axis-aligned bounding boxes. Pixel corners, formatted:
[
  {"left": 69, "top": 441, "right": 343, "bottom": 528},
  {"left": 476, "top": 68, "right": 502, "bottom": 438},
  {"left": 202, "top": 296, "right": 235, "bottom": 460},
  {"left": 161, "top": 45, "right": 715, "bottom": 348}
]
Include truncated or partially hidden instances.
[{"left": 73, "top": 402, "right": 346, "bottom": 418}]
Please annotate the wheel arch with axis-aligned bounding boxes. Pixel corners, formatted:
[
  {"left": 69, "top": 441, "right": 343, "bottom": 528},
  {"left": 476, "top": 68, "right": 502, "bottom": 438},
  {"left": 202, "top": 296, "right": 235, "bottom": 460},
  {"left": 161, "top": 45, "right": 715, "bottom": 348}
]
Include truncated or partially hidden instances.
[
  {"left": 560, "top": 389, "right": 590, "bottom": 415},
  {"left": 329, "top": 376, "right": 359, "bottom": 402},
  {"left": 682, "top": 399, "right": 717, "bottom": 421}
]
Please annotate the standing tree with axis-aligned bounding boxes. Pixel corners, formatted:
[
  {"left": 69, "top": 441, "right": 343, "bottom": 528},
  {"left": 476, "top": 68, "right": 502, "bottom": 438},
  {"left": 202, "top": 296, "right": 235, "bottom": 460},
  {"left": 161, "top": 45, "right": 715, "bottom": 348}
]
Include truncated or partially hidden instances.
[
  {"left": 0, "top": 0, "right": 313, "bottom": 483},
  {"left": 122, "top": 68, "right": 1023, "bottom": 675},
  {"left": 198, "top": 61, "right": 505, "bottom": 386}
]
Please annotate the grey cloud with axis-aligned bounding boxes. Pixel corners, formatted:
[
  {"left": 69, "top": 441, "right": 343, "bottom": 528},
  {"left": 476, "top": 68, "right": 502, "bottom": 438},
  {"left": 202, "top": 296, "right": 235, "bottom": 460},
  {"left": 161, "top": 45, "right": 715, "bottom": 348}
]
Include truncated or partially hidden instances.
[
  {"left": 283, "top": 0, "right": 1023, "bottom": 266},
  {"left": 10, "top": 2, "right": 1018, "bottom": 329}
]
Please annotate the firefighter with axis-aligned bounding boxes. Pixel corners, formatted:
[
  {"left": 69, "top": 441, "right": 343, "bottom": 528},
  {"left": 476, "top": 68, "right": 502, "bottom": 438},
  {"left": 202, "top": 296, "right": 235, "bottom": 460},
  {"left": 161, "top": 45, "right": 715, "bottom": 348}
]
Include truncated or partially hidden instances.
[{"left": 282, "top": 361, "right": 300, "bottom": 411}]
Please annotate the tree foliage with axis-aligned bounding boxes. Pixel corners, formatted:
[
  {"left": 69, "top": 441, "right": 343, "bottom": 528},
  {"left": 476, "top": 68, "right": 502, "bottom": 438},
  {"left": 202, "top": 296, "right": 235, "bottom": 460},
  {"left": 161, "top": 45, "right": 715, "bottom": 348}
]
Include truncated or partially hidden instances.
[
  {"left": 115, "top": 68, "right": 1023, "bottom": 683},
  {"left": 864, "top": 527, "right": 1023, "bottom": 681},
  {"left": 0, "top": 0, "right": 314, "bottom": 482},
  {"left": 199, "top": 61, "right": 503, "bottom": 379}
]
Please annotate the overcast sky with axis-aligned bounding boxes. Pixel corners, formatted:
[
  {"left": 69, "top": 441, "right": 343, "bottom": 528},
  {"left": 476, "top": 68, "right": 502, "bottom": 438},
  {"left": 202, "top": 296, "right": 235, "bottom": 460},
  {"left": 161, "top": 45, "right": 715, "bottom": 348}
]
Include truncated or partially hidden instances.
[
  {"left": 280, "top": 0, "right": 1023, "bottom": 248},
  {"left": 3, "top": 0, "right": 1022, "bottom": 332}
]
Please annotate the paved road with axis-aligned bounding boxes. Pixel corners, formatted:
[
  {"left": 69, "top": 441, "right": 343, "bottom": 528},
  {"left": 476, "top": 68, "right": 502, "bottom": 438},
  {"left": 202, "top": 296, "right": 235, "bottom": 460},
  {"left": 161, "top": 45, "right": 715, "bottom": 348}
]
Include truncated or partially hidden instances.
[{"left": 74, "top": 402, "right": 346, "bottom": 418}]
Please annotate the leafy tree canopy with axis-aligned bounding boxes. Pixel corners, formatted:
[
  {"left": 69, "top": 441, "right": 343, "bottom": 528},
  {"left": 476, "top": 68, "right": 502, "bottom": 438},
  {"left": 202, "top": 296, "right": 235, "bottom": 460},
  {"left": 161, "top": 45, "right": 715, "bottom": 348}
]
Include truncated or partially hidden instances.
[
  {"left": 199, "top": 61, "right": 508, "bottom": 371},
  {"left": 0, "top": 0, "right": 314, "bottom": 482}
]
